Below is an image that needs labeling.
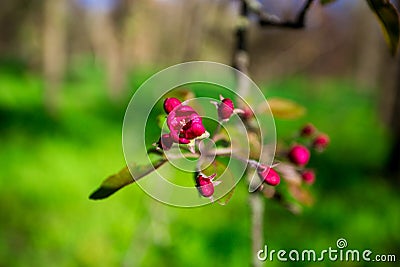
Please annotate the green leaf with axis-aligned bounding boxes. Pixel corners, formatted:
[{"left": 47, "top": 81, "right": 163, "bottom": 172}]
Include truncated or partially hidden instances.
[
  {"left": 265, "top": 98, "right": 306, "bottom": 119},
  {"left": 89, "top": 158, "right": 166, "bottom": 200},
  {"left": 320, "top": 0, "right": 337, "bottom": 5},
  {"left": 367, "top": 0, "right": 400, "bottom": 55}
]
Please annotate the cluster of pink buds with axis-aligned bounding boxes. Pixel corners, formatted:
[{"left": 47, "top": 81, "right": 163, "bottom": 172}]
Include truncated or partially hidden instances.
[
  {"left": 157, "top": 97, "right": 208, "bottom": 150},
  {"left": 300, "top": 123, "right": 330, "bottom": 152},
  {"left": 158, "top": 98, "right": 222, "bottom": 202},
  {"left": 285, "top": 123, "right": 330, "bottom": 185},
  {"left": 287, "top": 144, "right": 315, "bottom": 184},
  {"left": 195, "top": 173, "right": 221, "bottom": 201}
]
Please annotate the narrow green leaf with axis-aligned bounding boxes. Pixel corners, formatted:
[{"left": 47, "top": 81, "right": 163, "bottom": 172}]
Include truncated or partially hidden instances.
[
  {"left": 89, "top": 158, "right": 166, "bottom": 200},
  {"left": 264, "top": 98, "right": 306, "bottom": 119},
  {"left": 367, "top": 0, "right": 400, "bottom": 55}
]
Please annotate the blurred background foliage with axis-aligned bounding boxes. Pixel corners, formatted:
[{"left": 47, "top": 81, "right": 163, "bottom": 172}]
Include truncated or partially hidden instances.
[{"left": 0, "top": 0, "right": 399, "bottom": 266}]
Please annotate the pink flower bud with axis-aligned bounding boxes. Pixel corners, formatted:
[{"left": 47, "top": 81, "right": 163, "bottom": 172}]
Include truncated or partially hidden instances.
[
  {"left": 218, "top": 98, "right": 234, "bottom": 120},
  {"left": 301, "top": 169, "right": 315, "bottom": 184},
  {"left": 240, "top": 107, "right": 254, "bottom": 120},
  {"left": 163, "top": 98, "right": 181, "bottom": 114},
  {"left": 258, "top": 166, "right": 280, "bottom": 186},
  {"left": 288, "top": 145, "right": 310, "bottom": 166},
  {"left": 189, "top": 122, "right": 205, "bottom": 137},
  {"left": 196, "top": 174, "right": 217, "bottom": 197},
  {"left": 300, "top": 123, "right": 316, "bottom": 137},
  {"left": 313, "top": 134, "right": 330, "bottom": 151}
]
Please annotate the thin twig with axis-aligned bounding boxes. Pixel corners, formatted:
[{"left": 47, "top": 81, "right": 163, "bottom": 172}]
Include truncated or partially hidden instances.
[
  {"left": 232, "top": 0, "right": 250, "bottom": 71},
  {"left": 258, "top": 0, "right": 315, "bottom": 28},
  {"left": 245, "top": 0, "right": 281, "bottom": 23}
]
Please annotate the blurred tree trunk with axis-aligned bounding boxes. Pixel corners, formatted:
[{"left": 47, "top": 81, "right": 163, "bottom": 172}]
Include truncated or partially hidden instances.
[
  {"left": 43, "top": 0, "right": 67, "bottom": 115},
  {"left": 386, "top": 1, "right": 400, "bottom": 183},
  {"left": 86, "top": 10, "right": 125, "bottom": 101},
  {"left": 182, "top": 0, "right": 206, "bottom": 61},
  {"left": 386, "top": 56, "right": 400, "bottom": 183},
  {"left": 354, "top": 8, "right": 383, "bottom": 91},
  {"left": 121, "top": 0, "right": 138, "bottom": 72}
]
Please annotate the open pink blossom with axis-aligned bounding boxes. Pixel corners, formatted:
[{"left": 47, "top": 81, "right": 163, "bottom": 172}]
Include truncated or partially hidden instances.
[{"left": 166, "top": 104, "right": 206, "bottom": 144}]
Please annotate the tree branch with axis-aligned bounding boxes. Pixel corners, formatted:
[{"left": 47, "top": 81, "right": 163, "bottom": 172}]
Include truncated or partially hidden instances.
[
  {"left": 249, "top": 192, "right": 264, "bottom": 267},
  {"left": 231, "top": 1, "right": 316, "bottom": 266},
  {"left": 232, "top": 0, "right": 250, "bottom": 70},
  {"left": 258, "top": 0, "right": 315, "bottom": 29},
  {"left": 232, "top": 2, "right": 265, "bottom": 267}
]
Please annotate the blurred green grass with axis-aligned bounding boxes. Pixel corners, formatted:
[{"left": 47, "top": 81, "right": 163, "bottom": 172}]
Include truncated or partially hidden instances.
[{"left": 0, "top": 60, "right": 399, "bottom": 267}]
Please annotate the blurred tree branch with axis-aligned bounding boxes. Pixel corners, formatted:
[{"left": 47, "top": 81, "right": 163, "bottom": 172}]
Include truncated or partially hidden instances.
[
  {"left": 386, "top": 0, "right": 400, "bottom": 182},
  {"left": 256, "top": 0, "right": 315, "bottom": 28},
  {"left": 386, "top": 0, "right": 400, "bottom": 184},
  {"left": 85, "top": 8, "right": 126, "bottom": 101},
  {"left": 232, "top": 1, "right": 316, "bottom": 266},
  {"left": 182, "top": 0, "right": 207, "bottom": 61},
  {"left": 387, "top": 59, "right": 400, "bottom": 183},
  {"left": 43, "top": 0, "right": 67, "bottom": 115},
  {"left": 232, "top": 2, "right": 263, "bottom": 267}
]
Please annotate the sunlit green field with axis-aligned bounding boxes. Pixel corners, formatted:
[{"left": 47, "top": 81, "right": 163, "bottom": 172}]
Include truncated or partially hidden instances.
[{"left": 1, "top": 60, "right": 399, "bottom": 267}]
